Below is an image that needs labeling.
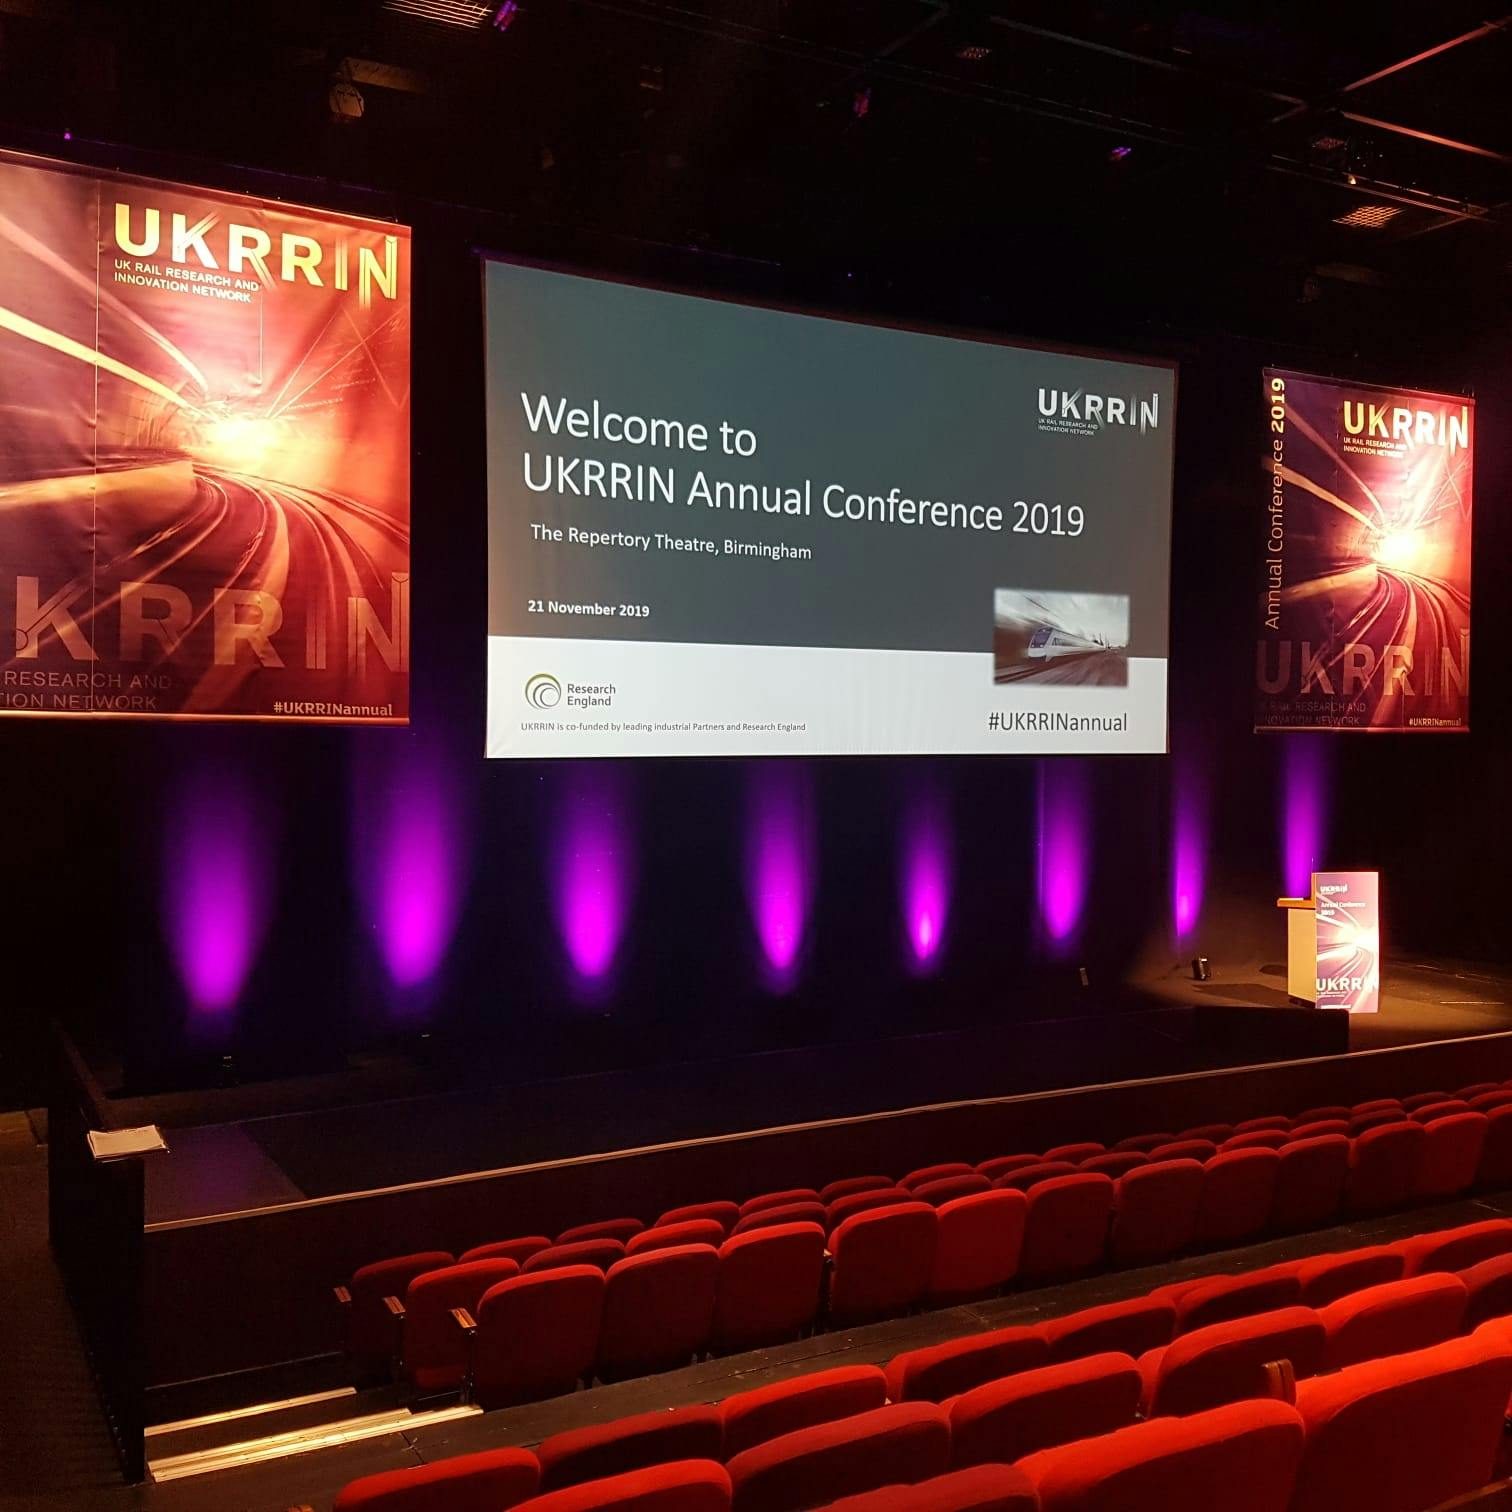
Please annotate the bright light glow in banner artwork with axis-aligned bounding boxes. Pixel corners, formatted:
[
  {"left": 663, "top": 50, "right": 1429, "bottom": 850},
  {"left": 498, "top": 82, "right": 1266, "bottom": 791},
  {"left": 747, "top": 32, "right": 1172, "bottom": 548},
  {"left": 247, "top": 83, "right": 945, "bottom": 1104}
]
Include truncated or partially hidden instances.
[
  {"left": 1312, "top": 870, "right": 1380, "bottom": 1014},
  {"left": 0, "top": 149, "right": 410, "bottom": 721},
  {"left": 1257, "top": 370, "right": 1472, "bottom": 733}
]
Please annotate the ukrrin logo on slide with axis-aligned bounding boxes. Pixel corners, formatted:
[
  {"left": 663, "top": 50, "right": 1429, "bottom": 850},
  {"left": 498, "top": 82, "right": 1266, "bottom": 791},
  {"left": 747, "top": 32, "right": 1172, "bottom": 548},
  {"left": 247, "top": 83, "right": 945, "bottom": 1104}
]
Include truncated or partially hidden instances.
[{"left": 525, "top": 672, "right": 561, "bottom": 709}]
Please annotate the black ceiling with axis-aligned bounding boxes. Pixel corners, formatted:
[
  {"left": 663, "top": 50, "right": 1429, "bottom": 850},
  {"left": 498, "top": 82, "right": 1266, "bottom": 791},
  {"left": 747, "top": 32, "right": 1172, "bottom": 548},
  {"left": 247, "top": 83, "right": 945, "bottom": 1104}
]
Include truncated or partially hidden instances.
[{"left": 1, "top": 1, "right": 1508, "bottom": 334}]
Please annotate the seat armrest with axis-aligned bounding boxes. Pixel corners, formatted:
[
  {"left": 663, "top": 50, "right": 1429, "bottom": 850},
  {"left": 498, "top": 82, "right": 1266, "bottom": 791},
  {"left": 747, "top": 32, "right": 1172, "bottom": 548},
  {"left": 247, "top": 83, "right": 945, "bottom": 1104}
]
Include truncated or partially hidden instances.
[
  {"left": 451, "top": 1306, "right": 477, "bottom": 1335},
  {"left": 333, "top": 1285, "right": 352, "bottom": 1308},
  {"left": 382, "top": 1294, "right": 406, "bottom": 1320}
]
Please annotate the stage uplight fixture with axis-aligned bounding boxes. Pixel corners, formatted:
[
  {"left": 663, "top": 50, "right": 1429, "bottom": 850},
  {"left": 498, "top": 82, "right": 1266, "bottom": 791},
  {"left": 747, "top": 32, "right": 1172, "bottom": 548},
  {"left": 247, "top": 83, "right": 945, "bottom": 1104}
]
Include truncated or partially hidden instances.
[
  {"left": 1192, "top": 956, "right": 1210, "bottom": 982},
  {"left": 494, "top": 0, "right": 521, "bottom": 29},
  {"left": 1108, "top": 144, "right": 1133, "bottom": 162}
]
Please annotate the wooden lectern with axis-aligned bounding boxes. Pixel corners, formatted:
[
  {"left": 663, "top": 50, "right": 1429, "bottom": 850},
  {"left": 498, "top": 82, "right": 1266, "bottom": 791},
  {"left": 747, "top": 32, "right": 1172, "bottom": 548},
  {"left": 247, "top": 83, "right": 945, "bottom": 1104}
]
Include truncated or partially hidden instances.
[{"left": 1277, "top": 894, "right": 1317, "bottom": 1005}]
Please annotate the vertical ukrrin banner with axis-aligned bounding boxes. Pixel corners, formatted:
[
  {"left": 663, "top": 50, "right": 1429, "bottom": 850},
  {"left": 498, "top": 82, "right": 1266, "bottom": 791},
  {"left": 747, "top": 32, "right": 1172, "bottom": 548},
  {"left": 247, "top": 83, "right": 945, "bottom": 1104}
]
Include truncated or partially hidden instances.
[
  {"left": 1257, "top": 370, "right": 1471, "bottom": 733},
  {"left": 0, "top": 149, "right": 410, "bottom": 721},
  {"left": 1312, "top": 870, "right": 1380, "bottom": 1014}
]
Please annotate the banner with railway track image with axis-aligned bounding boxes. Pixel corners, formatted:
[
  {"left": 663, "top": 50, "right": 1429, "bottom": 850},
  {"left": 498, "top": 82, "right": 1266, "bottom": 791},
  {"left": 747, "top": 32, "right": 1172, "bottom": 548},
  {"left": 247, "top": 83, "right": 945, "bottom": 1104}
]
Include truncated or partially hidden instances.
[
  {"left": 1257, "top": 369, "right": 1471, "bottom": 733},
  {"left": 0, "top": 149, "right": 410, "bottom": 722}
]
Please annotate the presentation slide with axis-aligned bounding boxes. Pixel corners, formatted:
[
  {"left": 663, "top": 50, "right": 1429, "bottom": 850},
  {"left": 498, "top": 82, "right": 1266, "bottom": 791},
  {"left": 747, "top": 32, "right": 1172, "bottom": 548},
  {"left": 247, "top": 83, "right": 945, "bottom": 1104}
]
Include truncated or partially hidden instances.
[{"left": 484, "top": 259, "right": 1174, "bottom": 757}]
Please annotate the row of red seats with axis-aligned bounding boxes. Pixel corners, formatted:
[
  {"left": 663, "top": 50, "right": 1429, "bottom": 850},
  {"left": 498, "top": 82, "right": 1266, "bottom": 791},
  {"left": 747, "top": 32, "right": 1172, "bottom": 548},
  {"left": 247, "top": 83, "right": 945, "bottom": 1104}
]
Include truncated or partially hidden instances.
[
  {"left": 326, "top": 1323, "right": 1512, "bottom": 1512},
  {"left": 339, "top": 1089, "right": 1512, "bottom": 1401}
]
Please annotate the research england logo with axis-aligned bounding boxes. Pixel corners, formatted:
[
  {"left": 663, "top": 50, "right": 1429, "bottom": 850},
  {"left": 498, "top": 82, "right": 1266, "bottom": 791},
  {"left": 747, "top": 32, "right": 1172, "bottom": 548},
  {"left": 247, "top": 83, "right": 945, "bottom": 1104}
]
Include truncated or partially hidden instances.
[{"left": 525, "top": 672, "right": 562, "bottom": 709}]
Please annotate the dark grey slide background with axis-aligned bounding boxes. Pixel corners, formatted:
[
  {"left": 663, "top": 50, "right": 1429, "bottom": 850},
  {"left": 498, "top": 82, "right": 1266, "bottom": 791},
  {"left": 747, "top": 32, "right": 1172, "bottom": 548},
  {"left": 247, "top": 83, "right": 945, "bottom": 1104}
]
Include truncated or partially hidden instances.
[{"left": 485, "top": 259, "right": 1175, "bottom": 657}]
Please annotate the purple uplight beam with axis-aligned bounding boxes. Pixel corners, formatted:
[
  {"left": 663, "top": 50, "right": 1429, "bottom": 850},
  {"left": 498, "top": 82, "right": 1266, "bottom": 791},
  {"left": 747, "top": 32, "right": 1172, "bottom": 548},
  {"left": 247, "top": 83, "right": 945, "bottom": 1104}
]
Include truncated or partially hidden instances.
[
  {"left": 163, "top": 769, "right": 274, "bottom": 1016},
  {"left": 1037, "top": 761, "right": 1089, "bottom": 953},
  {"left": 554, "top": 770, "right": 632, "bottom": 993},
  {"left": 1171, "top": 751, "right": 1207, "bottom": 944},
  {"left": 900, "top": 790, "right": 951, "bottom": 972},
  {"left": 745, "top": 766, "right": 813, "bottom": 993}
]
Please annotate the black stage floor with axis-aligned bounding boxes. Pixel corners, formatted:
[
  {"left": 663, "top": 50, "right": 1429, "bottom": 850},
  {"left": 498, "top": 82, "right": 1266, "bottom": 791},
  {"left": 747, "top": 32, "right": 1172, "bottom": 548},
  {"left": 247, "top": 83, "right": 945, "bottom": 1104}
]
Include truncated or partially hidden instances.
[{"left": 138, "top": 955, "right": 1512, "bottom": 1226}]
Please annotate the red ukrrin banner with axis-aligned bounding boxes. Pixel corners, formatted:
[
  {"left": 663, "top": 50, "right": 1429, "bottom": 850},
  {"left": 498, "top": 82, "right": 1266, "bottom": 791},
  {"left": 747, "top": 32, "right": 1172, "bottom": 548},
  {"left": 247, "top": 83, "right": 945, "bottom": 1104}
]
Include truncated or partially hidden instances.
[
  {"left": 1257, "top": 369, "right": 1472, "bottom": 733},
  {"left": 0, "top": 149, "right": 410, "bottom": 721}
]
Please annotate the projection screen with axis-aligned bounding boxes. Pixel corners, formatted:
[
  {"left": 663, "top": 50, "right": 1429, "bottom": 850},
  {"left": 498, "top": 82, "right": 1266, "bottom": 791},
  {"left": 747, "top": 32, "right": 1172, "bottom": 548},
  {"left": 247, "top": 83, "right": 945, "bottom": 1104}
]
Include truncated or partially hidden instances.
[{"left": 484, "top": 258, "right": 1174, "bottom": 757}]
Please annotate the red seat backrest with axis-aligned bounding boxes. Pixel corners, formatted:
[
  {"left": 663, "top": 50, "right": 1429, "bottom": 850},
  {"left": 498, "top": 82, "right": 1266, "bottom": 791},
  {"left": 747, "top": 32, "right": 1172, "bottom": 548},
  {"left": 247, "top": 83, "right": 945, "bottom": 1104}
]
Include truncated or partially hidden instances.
[
  {"left": 813, "top": 1464, "right": 1038, "bottom": 1512},
  {"left": 1346, "top": 1121, "right": 1427, "bottom": 1214},
  {"left": 473, "top": 1266, "right": 606, "bottom": 1410},
  {"left": 1018, "top": 1173, "right": 1114, "bottom": 1280},
  {"left": 333, "top": 1447, "right": 541, "bottom": 1512},
  {"left": 727, "top": 1402, "right": 951, "bottom": 1512},
  {"left": 975, "top": 1155, "right": 1041, "bottom": 1183},
  {"left": 1420, "top": 1112, "right": 1489, "bottom": 1199},
  {"left": 1019, "top": 1399, "right": 1306, "bottom": 1512},
  {"left": 738, "top": 1189, "right": 819, "bottom": 1218},
  {"left": 1146, "top": 1139, "right": 1216, "bottom": 1164},
  {"left": 991, "top": 1161, "right": 1079, "bottom": 1194},
  {"left": 1168, "top": 1267, "right": 1301, "bottom": 1333},
  {"left": 927, "top": 1190, "right": 1027, "bottom": 1306},
  {"left": 514, "top": 1461, "right": 733, "bottom": 1512},
  {"left": 598, "top": 1246, "right": 720, "bottom": 1383},
  {"left": 1271, "top": 1136, "right": 1350, "bottom": 1233},
  {"left": 729, "top": 1202, "right": 828, "bottom": 1237},
  {"left": 711, "top": 1223, "right": 826, "bottom": 1354},
  {"left": 1193, "top": 1148, "right": 1281, "bottom": 1247},
  {"left": 885, "top": 1325, "right": 1048, "bottom": 1404},
  {"left": 346, "top": 1250, "right": 453, "bottom": 1369},
  {"left": 818, "top": 1176, "right": 895, "bottom": 1205},
  {"left": 537, "top": 1406, "right": 725, "bottom": 1491},
  {"left": 1110, "top": 1160, "right": 1204, "bottom": 1265},
  {"left": 1461, "top": 1252, "right": 1512, "bottom": 1331},
  {"left": 1293, "top": 1245, "right": 1404, "bottom": 1307},
  {"left": 1287, "top": 1120, "right": 1348, "bottom": 1142},
  {"left": 828, "top": 1203, "right": 939, "bottom": 1326},
  {"left": 901, "top": 1163, "right": 976, "bottom": 1191},
  {"left": 912, "top": 1174, "right": 992, "bottom": 1208},
  {"left": 1290, "top": 1335, "right": 1512, "bottom": 1512},
  {"left": 1219, "top": 1130, "right": 1289, "bottom": 1153},
  {"left": 559, "top": 1218, "right": 645, "bottom": 1246},
  {"left": 1478, "top": 1104, "right": 1512, "bottom": 1187},
  {"left": 1042, "top": 1142, "right": 1105, "bottom": 1164},
  {"left": 460, "top": 1236, "right": 551, "bottom": 1267},
  {"left": 627, "top": 1220, "right": 726, "bottom": 1257},
  {"left": 524, "top": 1239, "right": 627, "bottom": 1274},
  {"left": 1040, "top": 1295, "right": 1176, "bottom": 1364},
  {"left": 1079, "top": 1151, "right": 1148, "bottom": 1180},
  {"left": 657, "top": 1202, "right": 740, "bottom": 1234},
  {"left": 1397, "top": 1218, "right": 1512, "bottom": 1277},
  {"left": 402, "top": 1258, "right": 521, "bottom": 1392},
  {"left": 948, "top": 1352, "right": 1143, "bottom": 1467},
  {"left": 1140, "top": 1306, "right": 1325, "bottom": 1417},
  {"left": 826, "top": 1187, "right": 914, "bottom": 1229},
  {"left": 719, "top": 1364, "right": 888, "bottom": 1459},
  {"left": 1319, "top": 1273, "right": 1469, "bottom": 1371}
]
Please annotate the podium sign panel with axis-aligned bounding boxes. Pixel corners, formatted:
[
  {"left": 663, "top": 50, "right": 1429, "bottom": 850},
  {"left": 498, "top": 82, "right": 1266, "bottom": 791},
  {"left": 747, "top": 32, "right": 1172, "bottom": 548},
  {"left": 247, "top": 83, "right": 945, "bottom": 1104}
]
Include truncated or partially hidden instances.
[{"left": 1312, "top": 871, "right": 1380, "bottom": 1014}]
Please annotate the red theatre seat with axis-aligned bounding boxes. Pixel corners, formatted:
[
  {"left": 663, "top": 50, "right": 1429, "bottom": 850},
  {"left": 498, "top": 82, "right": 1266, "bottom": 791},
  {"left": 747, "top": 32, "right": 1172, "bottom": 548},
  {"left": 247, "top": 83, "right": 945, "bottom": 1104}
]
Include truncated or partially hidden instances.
[
  {"left": 719, "top": 1365, "right": 888, "bottom": 1459},
  {"left": 560, "top": 1218, "right": 646, "bottom": 1246},
  {"left": 1458, "top": 1083, "right": 1504, "bottom": 1101},
  {"left": 1289, "top": 1335, "right": 1512, "bottom": 1512},
  {"left": 1019, "top": 1399, "right": 1306, "bottom": 1512},
  {"left": 1477, "top": 1104, "right": 1512, "bottom": 1186},
  {"left": 947, "top": 1352, "right": 1143, "bottom": 1467},
  {"left": 926, "top": 1191, "right": 1026, "bottom": 1305},
  {"left": 537, "top": 1407, "right": 725, "bottom": 1491},
  {"left": 826, "top": 1188, "right": 915, "bottom": 1230},
  {"left": 1350, "top": 1099, "right": 1403, "bottom": 1118},
  {"left": 1468, "top": 1090, "right": 1512, "bottom": 1115},
  {"left": 1158, "top": 1267, "right": 1302, "bottom": 1333},
  {"left": 1409, "top": 1099, "right": 1471, "bottom": 1124},
  {"left": 1420, "top": 1112, "right": 1489, "bottom": 1199},
  {"left": 1017, "top": 1173, "right": 1114, "bottom": 1281},
  {"left": 344, "top": 1250, "right": 453, "bottom": 1372},
  {"left": 627, "top": 1221, "right": 727, "bottom": 1257},
  {"left": 1040, "top": 1295, "right": 1177, "bottom": 1364},
  {"left": 515, "top": 1462, "right": 732, "bottom": 1512},
  {"left": 1292, "top": 1245, "right": 1404, "bottom": 1308},
  {"left": 1345, "top": 1121, "right": 1427, "bottom": 1214},
  {"left": 1138, "top": 1307, "right": 1325, "bottom": 1417},
  {"left": 1291, "top": 1106, "right": 1351, "bottom": 1127},
  {"left": 975, "top": 1155, "right": 1042, "bottom": 1183},
  {"left": 901, "top": 1164, "right": 977, "bottom": 1192},
  {"left": 524, "top": 1240, "right": 628, "bottom": 1275},
  {"left": 827, "top": 1203, "right": 937, "bottom": 1326},
  {"left": 1460, "top": 1252, "right": 1512, "bottom": 1331},
  {"left": 1270, "top": 1135, "right": 1350, "bottom": 1233},
  {"left": 1348, "top": 1110, "right": 1403, "bottom": 1137},
  {"left": 1193, "top": 1148, "right": 1281, "bottom": 1247},
  {"left": 1234, "top": 1116, "right": 1291, "bottom": 1135},
  {"left": 1112, "top": 1133, "right": 1177, "bottom": 1154},
  {"left": 1110, "top": 1160, "right": 1204, "bottom": 1266},
  {"left": 912, "top": 1174, "right": 993, "bottom": 1208},
  {"left": 472, "top": 1266, "right": 605, "bottom": 1409},
  {"left": 333, "top": 1447, "right": 541, "bottom": 1512},
  {"left": 1219, "top": 1130, "right": 1289, "bottom": 1153},
  {"left": 403, "top": 1258, "right": 520, "bottom": 1393},
  {"left": 1402, "top": 1091, "right": 1452, "bottom": 1112},
  {"left": 1146, "top": 1139, "right": 1216, "bottom": 1164},
  {"left": 885, "top": 1325, "right": 1049, "bottom": 1404},
  {"left": 710, "top": 1223, "right": 826, "bottom": 1354},
  {"left": 1043, "top": 1142, "right": 1106, "bottom": 1164},
  {"left": 1396, "top": 1218, "right": 1512, "bottom": 1276},
  {"left": 1079, "top": 1152, "right": 1148, "bottom": 1180},
  {"left": 816, "top": 1465, "right": 1039, "bottom": 1512},
  {"left": 727, "top": 1402, "right": 951, "bottom": 1512},
  {"left": 1287, "top": 1120, "right": 1349, "bottom": 1142},
  {"left": 1318, "top": 1273, "right": 1468, "bottom": 1371},
  {"left": 819, "top": 1176, "right": 895, "bottom": 1205},
  {"left": 739, "top": 1190, "right": 820, "bottom": 1218},
  {"left": 991, "top": 1161, "right": 1078, "bottom": 1194},
  {"left": 460, "top": 1236, "right": 552, "bottom": 1267},
  {"left": 730, "top": 1203, "right": 828, "bottom": 1237},
  {"left": 598, "top": 1246, "right": 720, "bottom": 1382},
  {"left": 1180, "top": 1123, "right": 1236, "bottom": 1143},
  {"left": 657, "top": 1203, "right": 741, "bottom": 1234}
]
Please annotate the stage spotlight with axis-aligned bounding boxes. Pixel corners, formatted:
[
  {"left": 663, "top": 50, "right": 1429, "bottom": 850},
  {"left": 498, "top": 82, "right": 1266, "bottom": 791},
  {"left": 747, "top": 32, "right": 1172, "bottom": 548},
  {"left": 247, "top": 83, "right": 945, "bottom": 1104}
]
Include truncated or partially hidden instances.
[
  {"left": 1108, "top": 145, "right": 1132, "bottom": 162},
  {"left": 852, "top": 87, "right": 871, "bottom": 120},
  {"left": 493, "top": 0, "right": 521, "bottom": 30},
  {"left": 1192, "top": 956, "right": 1210, "bottom": 982}
]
